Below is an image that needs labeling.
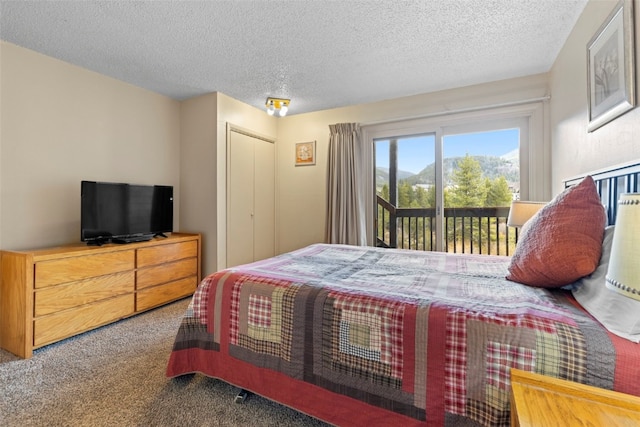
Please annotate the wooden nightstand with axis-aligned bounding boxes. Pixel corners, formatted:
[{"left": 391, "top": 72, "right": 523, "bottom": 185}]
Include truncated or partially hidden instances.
[{"left": 510, "top": 369, "right": 640, "bottom": 427}]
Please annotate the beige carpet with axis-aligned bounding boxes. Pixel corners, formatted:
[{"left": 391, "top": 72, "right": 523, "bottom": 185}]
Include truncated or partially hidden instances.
[{"left": 0, "top": 298, "right": 330, "bottom": 426}]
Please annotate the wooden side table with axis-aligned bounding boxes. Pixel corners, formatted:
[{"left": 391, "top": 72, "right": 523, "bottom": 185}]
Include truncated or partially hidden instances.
[{"left": 510, "top": 369, "right": 640, "bottom": 427}]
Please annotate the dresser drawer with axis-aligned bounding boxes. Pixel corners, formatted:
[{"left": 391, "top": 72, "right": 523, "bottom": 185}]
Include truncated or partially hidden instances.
[
  {"left": 136, "top": 276, "right": 197, "bottom": 311},
  {"left": 35, "top": 250, "right": 135, "bottom": 288},
  {"left": 34, "top": 271, "right": 135, "bottom": 316},
  {"left": 33, "top": 294, "right": 134, "bottom": 347},
  {"left": 137, "top": 240, "right": 198, "bottom": 268},
  {"left": 136, "top": 257, "right": 197, "bottom": 290}
]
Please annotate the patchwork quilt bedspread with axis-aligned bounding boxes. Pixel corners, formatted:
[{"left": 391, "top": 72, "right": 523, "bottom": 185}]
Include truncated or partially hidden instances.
[{"left": 166, "top": 243, "right": 638, "bottom": 426}]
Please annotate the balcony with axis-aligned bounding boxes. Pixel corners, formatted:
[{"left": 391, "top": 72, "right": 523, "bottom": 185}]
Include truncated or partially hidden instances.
[{"left": 376, "top": 195, "right": 517, "bottom": 256}]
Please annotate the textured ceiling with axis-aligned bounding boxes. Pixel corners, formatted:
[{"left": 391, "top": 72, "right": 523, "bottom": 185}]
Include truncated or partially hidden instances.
[{"left": 0, "top": 0, "right": 588, "bottom": 115}]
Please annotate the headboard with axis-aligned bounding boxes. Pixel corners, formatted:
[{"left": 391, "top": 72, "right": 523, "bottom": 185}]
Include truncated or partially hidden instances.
[{"left": 563, "top": 160, "right": 640, "bottom": 225}]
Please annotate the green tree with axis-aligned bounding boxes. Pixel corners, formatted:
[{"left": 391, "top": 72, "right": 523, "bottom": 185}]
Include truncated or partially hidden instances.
[
  {"left": 425, "top": 185, "right": 436, "bottom": 208},
  {"left": 485, "top": 176, "right": 512, "bottom": 207},
  {"left": 398, "top": 181, "right": 413, "bottom": 208},
  {"left": 379, "top": 183, "right": 390, "bottom": 202},
  {"left": 449, "top": 155, "right": 486, "bottom": 207},
  {"left": 414, "top": 186, "right": 429, "bottom": 207}
]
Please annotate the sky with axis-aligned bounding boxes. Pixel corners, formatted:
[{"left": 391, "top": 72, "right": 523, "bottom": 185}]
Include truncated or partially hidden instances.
[{"left": 375, "top": 128, "right": 520, "bottom": 174}]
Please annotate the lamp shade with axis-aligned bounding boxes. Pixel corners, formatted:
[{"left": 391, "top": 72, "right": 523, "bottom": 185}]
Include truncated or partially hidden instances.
[
  {"left": 507, "top": 201, "right": 546, "bottom": 227},
  {"left": 606, "top": 193, "right": 640, "bottom": 301}
]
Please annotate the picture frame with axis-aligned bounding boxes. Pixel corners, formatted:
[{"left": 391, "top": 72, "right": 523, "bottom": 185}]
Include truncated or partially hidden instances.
[
  {"left": 587, "top": 0, "right": 636, "bottom": 132},
  {"left": 295, "top": 141, "right": 316, "bottom": 166}
]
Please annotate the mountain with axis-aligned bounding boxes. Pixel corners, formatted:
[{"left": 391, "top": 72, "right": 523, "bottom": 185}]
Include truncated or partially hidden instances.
[
  {"left": 376, "top": 167, "right": 415, "bottom": 184},
  {"left": 376, "top": 154, "right": 519, "bottom": 189},
  {"left": 501, "top": 148, "right": 519, "bottom": 163}
]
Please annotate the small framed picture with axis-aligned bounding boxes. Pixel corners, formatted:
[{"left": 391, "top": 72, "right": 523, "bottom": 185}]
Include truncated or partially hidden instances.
[
  {"left": 295, "top": 141, "right": 316, "bottom": 166},
  {"left": 587, "top": 0, "right": 636, "bottom": 132}
]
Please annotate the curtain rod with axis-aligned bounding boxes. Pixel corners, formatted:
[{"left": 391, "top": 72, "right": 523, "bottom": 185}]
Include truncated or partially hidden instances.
[{"left": 362, "top": 95, "right": 550, "bottom": 127}]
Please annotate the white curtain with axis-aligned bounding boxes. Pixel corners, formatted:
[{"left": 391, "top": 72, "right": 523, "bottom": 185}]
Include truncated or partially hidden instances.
[{"left": 325, "top": 123, "right": 367, "bottom": 246}]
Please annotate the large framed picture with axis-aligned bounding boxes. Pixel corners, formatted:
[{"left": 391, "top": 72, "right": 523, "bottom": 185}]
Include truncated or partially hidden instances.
[
  {"left": 295, "top": 141, "right": 316, "bottom": 166},
  {"left": 587, "top": 0, "right": 636, "bottom": 132}
]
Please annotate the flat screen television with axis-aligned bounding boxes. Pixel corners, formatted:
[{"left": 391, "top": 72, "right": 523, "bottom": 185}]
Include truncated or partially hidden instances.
[{"left": 81, "top": 180, "right": 173, "bottom": 245}]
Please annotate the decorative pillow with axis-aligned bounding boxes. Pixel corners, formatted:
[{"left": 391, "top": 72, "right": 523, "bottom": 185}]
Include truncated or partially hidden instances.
[
  {"left": 506, "top": 175, "right": 606, "bottom": 288},
  {"left": 572, "top": 226, "right": 640, "bottom": 342}
]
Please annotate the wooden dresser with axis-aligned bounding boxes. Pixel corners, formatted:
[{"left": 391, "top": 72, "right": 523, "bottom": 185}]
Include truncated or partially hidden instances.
[
  {"left": 0, "top": 233, "right": 201, "bottom": 358},
  {"left": 510, "top": 369, "right": 640, "bottom": 427}
]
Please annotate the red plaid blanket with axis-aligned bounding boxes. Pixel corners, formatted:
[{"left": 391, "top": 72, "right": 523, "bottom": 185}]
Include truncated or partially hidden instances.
[{"left": 167, "top": 244, "right": 639, "bottom": 426}]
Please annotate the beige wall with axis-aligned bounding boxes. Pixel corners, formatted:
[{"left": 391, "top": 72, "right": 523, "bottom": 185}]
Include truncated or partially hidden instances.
[
  {"left": 550, "top": 0, "right": 640, "bottom": 194},
  {"left": 275, "top": 74, "right": 550, "bottom": 253},
  {"left": 0, "top": 41, "right": 181, "bottom": 250}
]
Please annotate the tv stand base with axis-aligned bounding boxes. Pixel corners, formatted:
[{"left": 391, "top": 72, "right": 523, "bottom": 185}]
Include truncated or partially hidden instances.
[{"left": 87, "top": 238, "right": 109, "bottom": 246}]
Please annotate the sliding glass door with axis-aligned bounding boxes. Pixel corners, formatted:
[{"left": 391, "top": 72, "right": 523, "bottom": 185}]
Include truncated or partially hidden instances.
[{"left": 374, "top": 118, "right": 526, "bottom": 255}]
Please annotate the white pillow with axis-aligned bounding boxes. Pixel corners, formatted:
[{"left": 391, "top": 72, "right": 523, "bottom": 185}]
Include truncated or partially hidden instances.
[{"left": 572, "top": 226, "right": 640, "bottom": 342}]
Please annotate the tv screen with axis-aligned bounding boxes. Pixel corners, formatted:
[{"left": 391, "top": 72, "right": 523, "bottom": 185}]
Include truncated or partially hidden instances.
[{"left": 81, "top": 181, "right": 173, "bottom": 244}]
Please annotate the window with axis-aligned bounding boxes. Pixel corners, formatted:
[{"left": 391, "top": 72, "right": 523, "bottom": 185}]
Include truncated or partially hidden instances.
[{"left": 364, "top": 102, "right": 548, "bottom": 253}]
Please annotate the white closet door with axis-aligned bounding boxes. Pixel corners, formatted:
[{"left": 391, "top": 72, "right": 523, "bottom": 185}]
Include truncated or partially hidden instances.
[
  {"left": 254, "top": 139, "right": 275, "bottom": 261},
  {"left": 227, "top": 128, "right": 275, "bottom": 268},
  {"left": 227, "top": 131, "right": 255, "bottom": 267}
]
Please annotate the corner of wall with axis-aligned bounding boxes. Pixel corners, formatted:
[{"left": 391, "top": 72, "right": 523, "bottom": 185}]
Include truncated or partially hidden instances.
[
  {"left": 179, "top": 92, "right": 219, "bottom": 275},
  {"left": 180, "top": 92, "right": 277, "bottom": 275}
]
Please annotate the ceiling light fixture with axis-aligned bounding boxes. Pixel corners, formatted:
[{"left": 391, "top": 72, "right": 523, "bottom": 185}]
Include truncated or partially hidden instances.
[{"left": 265, "top": 97, "right": 290, "bottom": 117}]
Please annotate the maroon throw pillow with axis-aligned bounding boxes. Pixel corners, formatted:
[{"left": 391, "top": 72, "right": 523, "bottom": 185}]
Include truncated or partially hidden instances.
[{"left": 506, "top": 175, "right": 606, "bottom": 288}]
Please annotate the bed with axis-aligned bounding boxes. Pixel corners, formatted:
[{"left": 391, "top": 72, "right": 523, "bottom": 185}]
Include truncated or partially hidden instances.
[{"left": 166, "top": 162, "right": 640, "bottom": 426}]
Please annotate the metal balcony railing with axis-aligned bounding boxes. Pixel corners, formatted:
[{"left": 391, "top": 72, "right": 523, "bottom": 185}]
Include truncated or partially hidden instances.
[{"left": 376, "top": 195, "right": 517, "bottom": 256}]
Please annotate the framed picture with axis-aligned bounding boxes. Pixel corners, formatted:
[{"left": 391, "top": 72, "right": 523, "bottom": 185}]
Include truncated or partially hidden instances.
[
  {"left": 295, "top": 141, "right": 316, "bottom": 166},
  {"left": 587, "top": 0, "right": 636, "bottom": 132}
]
